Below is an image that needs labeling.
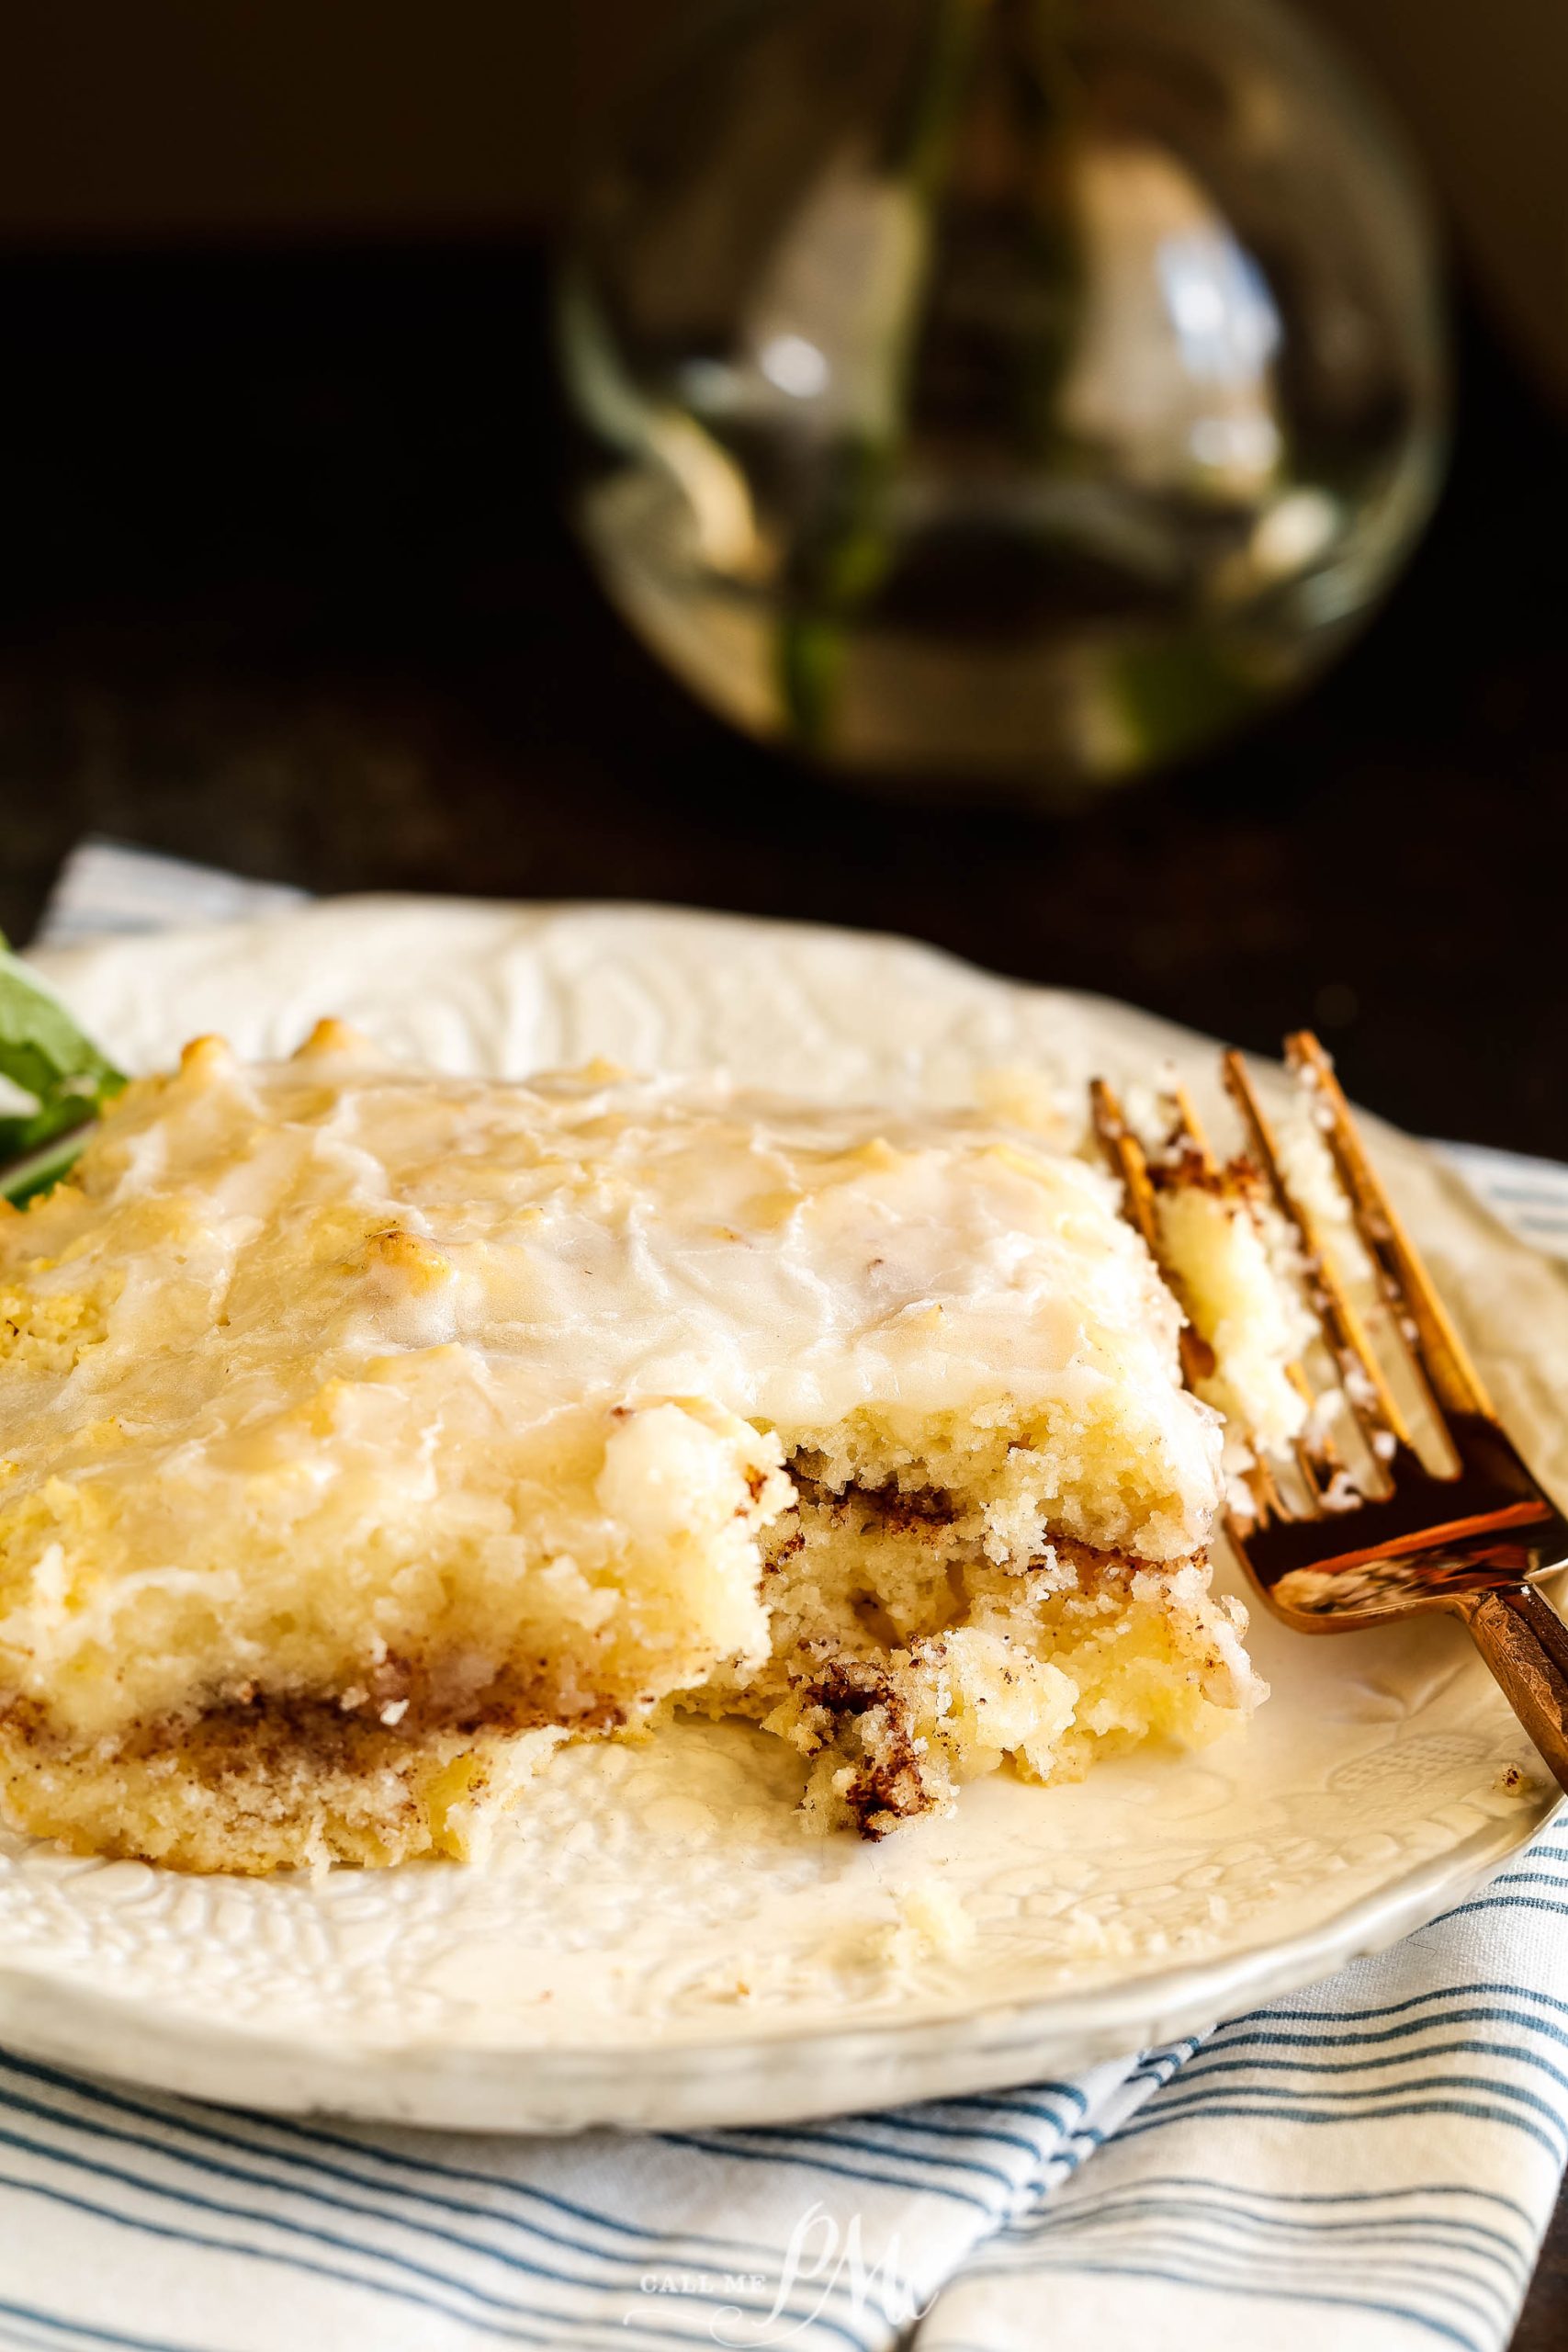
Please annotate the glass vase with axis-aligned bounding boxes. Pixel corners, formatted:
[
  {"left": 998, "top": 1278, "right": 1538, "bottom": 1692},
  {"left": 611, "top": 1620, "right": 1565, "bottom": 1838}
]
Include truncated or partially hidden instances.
[{"left": 559, "top": 0, "right": 1447, "bottom": 797}]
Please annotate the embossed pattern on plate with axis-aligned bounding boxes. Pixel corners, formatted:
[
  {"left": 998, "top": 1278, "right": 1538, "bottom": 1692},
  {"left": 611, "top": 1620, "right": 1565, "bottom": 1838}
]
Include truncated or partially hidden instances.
[{"left": 0, "top": 899, "right": 1557, "bottom": 2130}]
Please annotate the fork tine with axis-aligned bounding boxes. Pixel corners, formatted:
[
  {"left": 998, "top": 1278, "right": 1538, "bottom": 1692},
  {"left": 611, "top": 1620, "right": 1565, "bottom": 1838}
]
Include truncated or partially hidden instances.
[
  {"left": 1158, "top": 1082, "right": 1313, "bottom": 1509},
  {"left": 1222, "top": 1047, "right": 1413, "bottom": 1463},
  {"left": 1090, "top": 1078, "right": 1213, "bottom": 1396},
  {"left": 1096, "top": 1075, "right": 1320, "bottom": 1522},
  {"left": 1285, "top": 1032, "right": 1497, "bottom": 1428},
  {"left": 1240, "top": 1449, "right": 1287, "bottom": 1532},
  {"left": 1089, "top": 1078, "right": 1157, "bottom": 1248},
  {"left": 1285, "top": 1362, "right": 1336, "bottom": 1507},
  {"left": 1161, "top": 1072, "right": 1340, "bottom": 1502},
  {"left": 1164, "top": 1080, "right": 1218, "bottom": 1173}
]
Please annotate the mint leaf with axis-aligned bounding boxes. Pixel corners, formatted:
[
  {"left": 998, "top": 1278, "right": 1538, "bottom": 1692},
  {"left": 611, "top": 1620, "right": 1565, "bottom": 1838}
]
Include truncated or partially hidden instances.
[{"left": 0, "top": 934, "right": 125, "bottom": 1203}]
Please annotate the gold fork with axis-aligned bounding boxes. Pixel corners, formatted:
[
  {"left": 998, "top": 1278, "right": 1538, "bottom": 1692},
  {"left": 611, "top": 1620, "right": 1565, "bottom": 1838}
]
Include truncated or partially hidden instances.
[{"left": 1092, "top": 1032, "right": 1568, "bottom": 1794}]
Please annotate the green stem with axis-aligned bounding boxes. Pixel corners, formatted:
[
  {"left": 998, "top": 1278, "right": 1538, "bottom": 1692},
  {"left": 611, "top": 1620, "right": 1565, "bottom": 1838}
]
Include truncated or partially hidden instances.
[{"left": 776, "top": 0, "right": 983, "bottom": 748}]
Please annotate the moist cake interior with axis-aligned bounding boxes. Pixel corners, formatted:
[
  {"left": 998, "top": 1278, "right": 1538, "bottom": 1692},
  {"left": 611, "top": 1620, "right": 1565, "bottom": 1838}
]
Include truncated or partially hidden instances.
[{"left": 0, "top": 1027, "right": 1273, "bottom": 1872}]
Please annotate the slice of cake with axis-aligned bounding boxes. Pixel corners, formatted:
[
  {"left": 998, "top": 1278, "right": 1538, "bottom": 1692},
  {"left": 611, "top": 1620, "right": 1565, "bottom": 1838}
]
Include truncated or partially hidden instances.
[{"left": 0, "top": 1024, "right": 1265, "bottom": 1871}]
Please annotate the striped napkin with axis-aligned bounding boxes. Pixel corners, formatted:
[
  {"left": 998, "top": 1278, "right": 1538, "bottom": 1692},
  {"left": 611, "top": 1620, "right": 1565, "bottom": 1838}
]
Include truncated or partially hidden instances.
[{"left": 0, "top": 840, "right": 1561, "bottom": 2352}]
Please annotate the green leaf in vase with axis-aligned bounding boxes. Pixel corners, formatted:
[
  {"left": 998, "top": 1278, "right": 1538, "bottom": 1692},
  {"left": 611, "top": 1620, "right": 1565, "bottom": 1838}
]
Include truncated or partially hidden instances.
[
  {"left": 774, "top": 0, "right": 985, "bottom": 751},
  {"left": 1105, "top": 632, "right": 1270, "bottom": 773}
]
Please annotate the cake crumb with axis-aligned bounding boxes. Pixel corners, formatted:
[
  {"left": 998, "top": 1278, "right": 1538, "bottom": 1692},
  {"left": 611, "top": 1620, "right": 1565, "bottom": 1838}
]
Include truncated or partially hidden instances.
[{"left": 869, "top": 1879, "right": 976, "bottom": 1970}]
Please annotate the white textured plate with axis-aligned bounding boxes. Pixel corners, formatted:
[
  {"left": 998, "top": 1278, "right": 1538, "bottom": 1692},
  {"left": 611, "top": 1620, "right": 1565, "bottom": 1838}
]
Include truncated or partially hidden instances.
[{"left": 1, "top": 896, "right": 1562, "bottom": 2132}]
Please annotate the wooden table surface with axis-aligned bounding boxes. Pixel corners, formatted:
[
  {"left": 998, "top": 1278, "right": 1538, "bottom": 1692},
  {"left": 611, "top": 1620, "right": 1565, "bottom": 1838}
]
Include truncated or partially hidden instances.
[{"left": 0, "top": 243, "right": 1562, "bottom": 2341}]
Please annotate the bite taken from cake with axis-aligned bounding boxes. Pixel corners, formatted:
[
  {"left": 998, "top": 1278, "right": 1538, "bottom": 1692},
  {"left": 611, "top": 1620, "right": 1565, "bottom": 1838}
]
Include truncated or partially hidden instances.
[{"left": 0, "top": 1023, "right": 1275, "bottom": 1871}]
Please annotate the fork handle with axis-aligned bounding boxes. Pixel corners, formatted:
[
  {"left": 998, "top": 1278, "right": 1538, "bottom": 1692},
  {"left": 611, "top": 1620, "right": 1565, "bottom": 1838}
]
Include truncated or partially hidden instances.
[{"left": 1462, "top": 1585, "right": 1568, "bottom": 1794}]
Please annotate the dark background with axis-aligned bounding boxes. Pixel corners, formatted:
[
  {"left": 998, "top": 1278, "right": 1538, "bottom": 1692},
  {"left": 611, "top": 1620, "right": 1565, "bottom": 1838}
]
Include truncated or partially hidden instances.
[
  {"left": 0, "top": 8, "right": 1562, "bottom": 2343},
  {"left": 0, "top": 245, "right": 1563, "bottom": 1160}
]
